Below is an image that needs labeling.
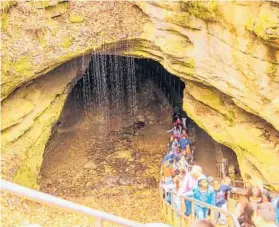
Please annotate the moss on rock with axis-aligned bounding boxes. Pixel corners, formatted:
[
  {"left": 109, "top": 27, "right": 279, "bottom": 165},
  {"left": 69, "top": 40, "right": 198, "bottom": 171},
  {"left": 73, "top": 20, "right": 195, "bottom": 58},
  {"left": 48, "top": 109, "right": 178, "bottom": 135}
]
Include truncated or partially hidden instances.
[
  {"left": 1, "top": 1, "right": 17, "bottom": 12},
  {"left": 61, "top": 36, "right": 74, "bottom": 48},
  {"left": 266, "top": 63, "right": 277, "bottom": 78},
  {"left": 182, "top": 0, "right": 221, "bottom": 21},
  {"left": 45, "top": 2, "right": 69, "bottom": 18},
  {"left": 246, "top": 13, "right": 279, "bottom": 42},
  {"left": 14, "top": 57, "right": 33, "bottom": 76},
  {"left": 69, "top": 14, "right": 85, "bottom": 23}
]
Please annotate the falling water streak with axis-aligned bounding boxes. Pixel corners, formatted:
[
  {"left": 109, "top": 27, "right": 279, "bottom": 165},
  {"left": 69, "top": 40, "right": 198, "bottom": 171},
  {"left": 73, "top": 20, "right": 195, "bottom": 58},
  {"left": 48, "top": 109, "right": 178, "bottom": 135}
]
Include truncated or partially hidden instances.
[
  {"left": 126, "top": 56, "right": 137, "bottom": 131},
  {"left": 93, "top": 53, "right": 103, "bottom": 119},
  {"left": 108, "top": 55, "right": 115, "bottom": 116},
  {"left": 101, "top": 54, "right": 110, "bottom": 120},
  {"left": 113, "top": 54, "right": 122, "bottom": 117},
  {"left": 119, "top": 56, "right": 126, "bottom": 121}
]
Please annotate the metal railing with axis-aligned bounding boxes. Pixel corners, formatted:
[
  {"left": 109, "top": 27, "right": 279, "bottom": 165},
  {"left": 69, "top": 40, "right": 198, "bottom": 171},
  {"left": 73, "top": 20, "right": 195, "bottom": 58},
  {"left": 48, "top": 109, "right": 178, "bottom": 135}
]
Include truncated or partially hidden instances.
[
  {"left": 230, "top": 179, "right": 279, "bottom": 189},
  {"left": 1, "top": 180, "right": 145, "bottom": 227},
  {"left": 160, "top": 187, "right": 240, "bottom": 227}
]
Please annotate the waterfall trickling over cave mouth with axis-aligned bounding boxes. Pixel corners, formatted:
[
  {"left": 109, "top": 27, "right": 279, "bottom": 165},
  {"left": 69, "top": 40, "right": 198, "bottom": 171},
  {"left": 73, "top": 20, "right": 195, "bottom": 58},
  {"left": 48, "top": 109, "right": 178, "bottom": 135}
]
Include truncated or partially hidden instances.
[{"left": 40, "top": 55, "right": 240, "bottom": 198}]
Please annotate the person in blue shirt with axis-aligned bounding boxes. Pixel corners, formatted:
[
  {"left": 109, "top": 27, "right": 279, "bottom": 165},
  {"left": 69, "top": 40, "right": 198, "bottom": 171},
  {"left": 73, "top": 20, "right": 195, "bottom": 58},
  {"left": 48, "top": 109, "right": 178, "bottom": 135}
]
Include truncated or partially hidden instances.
[
  {"left": 185, "top": 175, "right": 215, "bottom": 220},
  {"left": 179, "top": 134, "right": 190, "bottom": 154},
  {"left": 212, "top": 179, "right": 234, "bottom": 225}
]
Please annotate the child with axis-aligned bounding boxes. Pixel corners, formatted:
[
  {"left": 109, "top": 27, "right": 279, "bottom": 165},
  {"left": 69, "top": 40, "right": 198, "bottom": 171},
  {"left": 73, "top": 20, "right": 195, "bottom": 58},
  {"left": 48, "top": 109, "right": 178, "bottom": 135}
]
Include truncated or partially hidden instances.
[
  {"left": 212, "top": 179, "right": 233, "bottom": 225},
  {"left": 186, "top": 175, "right": 215, "bottom": 220}
]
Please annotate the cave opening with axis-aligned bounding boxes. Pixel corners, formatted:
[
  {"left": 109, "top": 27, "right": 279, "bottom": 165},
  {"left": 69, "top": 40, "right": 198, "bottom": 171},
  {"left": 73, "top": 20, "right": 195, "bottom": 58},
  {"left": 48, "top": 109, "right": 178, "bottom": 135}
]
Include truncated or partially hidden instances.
[{"left": 39, "top": 55, "right": 240, "bottom": 221}]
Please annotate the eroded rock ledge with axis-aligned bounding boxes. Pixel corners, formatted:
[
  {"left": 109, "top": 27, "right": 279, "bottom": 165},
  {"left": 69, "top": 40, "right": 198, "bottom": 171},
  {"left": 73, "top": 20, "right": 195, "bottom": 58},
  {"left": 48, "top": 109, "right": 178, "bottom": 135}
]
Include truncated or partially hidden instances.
[{"left": 1, "top": 1, "right": 279, "bottom": 188}]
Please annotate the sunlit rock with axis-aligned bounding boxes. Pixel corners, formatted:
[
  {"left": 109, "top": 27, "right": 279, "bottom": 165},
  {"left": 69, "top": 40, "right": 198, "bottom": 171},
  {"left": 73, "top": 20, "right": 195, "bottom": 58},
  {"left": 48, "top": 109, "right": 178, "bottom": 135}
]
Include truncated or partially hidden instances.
[{"left": 1, "top": 1, "right": 279, "bottom": 187}]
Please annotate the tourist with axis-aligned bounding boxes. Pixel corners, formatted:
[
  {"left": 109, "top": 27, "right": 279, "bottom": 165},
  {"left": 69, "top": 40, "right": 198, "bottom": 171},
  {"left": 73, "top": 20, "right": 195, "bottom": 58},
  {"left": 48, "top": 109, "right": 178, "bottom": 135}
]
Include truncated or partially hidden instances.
[
  {"left": 222, "top": 176, "right": 233, "bottom": 201},
  {"left": 161, "top": 159, "right": 175, "bottom": 185},
  {"left": 167, "top": 125, "right": 181, "bottom": 140},
  {"left": 163, "top": 150, "right": 174, "bottom": 163},
  {"left": 178, "top": 169, "right": 187, "bottom": 182},
  {"left": 249, "top": 178, "right": 272, "bottom": 202},
  {"left": 212, "top": 179, "right": 233, "bottom": 225},
  {"left": 191, "top": 220, "right": 216, "bottom": 227},
  {"left": 179, "top": 133, "right": 190, "bottom": 155},
  {"left": 162, "top": 175, "right": 181, "bottom": 209},
  {"left": 247, "top": 187, "right": 276, "bottom": 225},
  {"left": 172, "top": 144, "right": 180, "bottom": 160},
  {"left": 173, "top": 178, "right": 182, "bottom": 211},
  {"left": 275, "top": 197, "right": 279, "bottom": 225},
  {"left": 172, "top": 159, "right": 180, "bottom": 176},
  {"left": 178, "top": 165, "right": 203, "bottom": 216},
  {"left": 171, "top": 138, "right": 179, "bottom": 151},
  {"left": 174, "top": 117, "right": 182, "bottom": 127},
  {"left": 162, "top": 176, "right": 175, "bottom": 205},
  {"left": 185, "top": 175, "right": 215, "bottom": 220},
  {"left": 234, "top": 196, "right": 254, "bottom": 227},
  {"left": 185, "top": 144, "right": 193, "bottom": 164},
  {"left": 178, "top": 155, "right": 189, "bottom": 172},
  {"left": 181, "top": 129, "right": 189, "bottom": 138}
]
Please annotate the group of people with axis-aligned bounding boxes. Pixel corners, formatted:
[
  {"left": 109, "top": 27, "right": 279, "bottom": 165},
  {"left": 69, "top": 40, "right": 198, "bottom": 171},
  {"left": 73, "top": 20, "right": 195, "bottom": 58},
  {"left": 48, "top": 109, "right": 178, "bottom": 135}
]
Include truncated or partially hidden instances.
[{"left": 160, "top": 108, "right": 279, "bottom": 226}]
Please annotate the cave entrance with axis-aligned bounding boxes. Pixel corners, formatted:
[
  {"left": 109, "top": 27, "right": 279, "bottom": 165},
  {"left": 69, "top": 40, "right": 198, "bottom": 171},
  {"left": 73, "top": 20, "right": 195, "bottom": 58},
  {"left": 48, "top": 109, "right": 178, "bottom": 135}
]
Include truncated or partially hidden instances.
[{"left": 39, "top": 55, "right": 240, "bottom": 221}]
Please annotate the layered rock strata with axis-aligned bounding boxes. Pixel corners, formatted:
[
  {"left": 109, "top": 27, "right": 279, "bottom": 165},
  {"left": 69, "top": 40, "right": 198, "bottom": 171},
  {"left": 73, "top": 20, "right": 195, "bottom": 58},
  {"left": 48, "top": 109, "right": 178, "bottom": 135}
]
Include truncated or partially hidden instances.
[{"left": 1, "top": 1, "right": 279, "bottom": 187}]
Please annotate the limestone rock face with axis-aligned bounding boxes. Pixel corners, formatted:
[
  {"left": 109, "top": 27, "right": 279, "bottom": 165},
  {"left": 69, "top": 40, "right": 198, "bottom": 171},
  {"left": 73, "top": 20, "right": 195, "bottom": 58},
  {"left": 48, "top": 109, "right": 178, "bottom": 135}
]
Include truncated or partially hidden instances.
[{"left": 1, "top": 1, "right": 279, "bottom": 187}]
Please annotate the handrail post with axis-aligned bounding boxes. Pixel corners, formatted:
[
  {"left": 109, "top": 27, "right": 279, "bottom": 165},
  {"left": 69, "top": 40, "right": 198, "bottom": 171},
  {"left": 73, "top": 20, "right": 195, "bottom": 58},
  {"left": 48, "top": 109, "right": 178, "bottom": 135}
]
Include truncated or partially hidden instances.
[
  {"left": 160, "top": 188, "right": 241, "bottom": 227},
  {"left": 96, "top": 217, "right": 103, "bottom": 227}
]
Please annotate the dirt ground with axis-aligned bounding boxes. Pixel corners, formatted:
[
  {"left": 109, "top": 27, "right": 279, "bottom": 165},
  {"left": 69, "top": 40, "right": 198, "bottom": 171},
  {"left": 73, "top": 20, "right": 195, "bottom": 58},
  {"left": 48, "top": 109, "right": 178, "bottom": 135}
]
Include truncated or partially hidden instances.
[{"left": 38, "top": 81, "right": 171, "bottom": 223}]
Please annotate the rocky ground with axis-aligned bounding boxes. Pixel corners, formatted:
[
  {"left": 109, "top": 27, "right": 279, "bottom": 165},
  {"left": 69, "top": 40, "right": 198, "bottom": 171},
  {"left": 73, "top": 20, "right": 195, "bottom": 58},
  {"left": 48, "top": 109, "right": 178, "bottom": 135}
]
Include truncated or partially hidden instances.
[{"left": 1, "top": 81, "right": 171, "bottom": 227}]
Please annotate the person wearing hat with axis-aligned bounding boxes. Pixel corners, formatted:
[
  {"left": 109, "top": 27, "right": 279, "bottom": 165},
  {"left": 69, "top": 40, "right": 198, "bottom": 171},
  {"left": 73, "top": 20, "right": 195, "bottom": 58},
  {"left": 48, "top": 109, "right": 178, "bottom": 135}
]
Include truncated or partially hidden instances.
[
  {"left": 185, "top": 175, "right": 215, "bottom": 221},
  {"left": 178, "top": 165, "right": 203, "bottom": 216}
]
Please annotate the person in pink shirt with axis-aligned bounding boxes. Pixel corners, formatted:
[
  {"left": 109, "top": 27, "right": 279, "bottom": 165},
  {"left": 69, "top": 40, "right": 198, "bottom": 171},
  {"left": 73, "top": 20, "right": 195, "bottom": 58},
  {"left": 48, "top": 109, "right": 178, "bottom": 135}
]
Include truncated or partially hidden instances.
[{"left": 178, "top": 165, "right": 204, "bottom": 216}]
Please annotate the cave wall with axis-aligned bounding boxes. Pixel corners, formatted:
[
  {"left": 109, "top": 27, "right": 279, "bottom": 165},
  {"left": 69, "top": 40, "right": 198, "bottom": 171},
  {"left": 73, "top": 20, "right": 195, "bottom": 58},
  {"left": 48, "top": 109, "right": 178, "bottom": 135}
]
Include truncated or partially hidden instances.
[{"left": 1, "top": 1, "right": 279, "bottom": 187}]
